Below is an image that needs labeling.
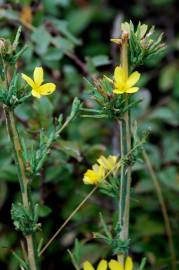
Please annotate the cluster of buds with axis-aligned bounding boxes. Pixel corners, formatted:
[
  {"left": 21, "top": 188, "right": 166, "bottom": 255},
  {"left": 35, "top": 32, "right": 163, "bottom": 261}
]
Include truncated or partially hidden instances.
[{"left": 111, "top": 21, "right": 166, "bottom": 67}]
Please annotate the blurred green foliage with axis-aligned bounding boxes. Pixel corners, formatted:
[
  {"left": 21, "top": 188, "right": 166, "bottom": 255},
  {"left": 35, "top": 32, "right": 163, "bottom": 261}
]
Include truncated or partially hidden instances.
[{"left": 0, "top": 0, "right": 179, "bottom": 270}]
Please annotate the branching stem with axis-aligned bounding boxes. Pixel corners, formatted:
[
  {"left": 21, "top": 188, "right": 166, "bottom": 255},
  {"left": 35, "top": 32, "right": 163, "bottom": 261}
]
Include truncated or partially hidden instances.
[{"left": 4, "top": 106, "right": 39, "bottom": 270}]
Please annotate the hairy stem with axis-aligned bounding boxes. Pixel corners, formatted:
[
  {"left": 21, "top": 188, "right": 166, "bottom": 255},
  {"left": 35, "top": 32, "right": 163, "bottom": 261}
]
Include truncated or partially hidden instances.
[
  {"left": 4, "top": 106, "right": 39, "bottom": 270},
  {"left": 118, "top": 33, "right": 131, "bottom": 265}
]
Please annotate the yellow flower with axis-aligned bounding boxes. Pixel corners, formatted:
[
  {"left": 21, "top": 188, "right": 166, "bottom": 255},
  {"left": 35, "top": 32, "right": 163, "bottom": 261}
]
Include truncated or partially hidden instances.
[
  {"left": 113, "top": 66, "right": 140, "bottom": 94},
  {"left": 22, "top": 67, "right": 56, "bottom": 98},
  {"left": 105, "top": 66, "right": 140, "bottom": 95},
  {"left": 109, "top": 257, "right": 133, "bottom": 270},
  {"left": 82, "top": 257, "right": 133, "bottom": 270},
  {"left": 97, "top": 155, "right": 119, "bottom": 175},
  {"left": 83, "top": 164, "right": 105, "bottom": 185},
  {"left": 83, "top": 260, "right": 108, "bottom": 270}
]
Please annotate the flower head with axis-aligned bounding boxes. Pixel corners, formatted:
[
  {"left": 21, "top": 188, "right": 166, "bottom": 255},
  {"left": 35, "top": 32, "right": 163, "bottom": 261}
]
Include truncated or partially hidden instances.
[
  {"left": 83, "top": 164, "right": 105, "bottom": 185},
  {"left": 111, "top": 66, "right": 140, "bottom": 95},
  {"left": 83, "top": 155, "right": 119, "bottom": 185},
  {"left": 109, "top": 257, "right": 133, "bottom": 270},
  {"left": 97, "top": 155, "right": 119, "bottom": 175},
  {"left": 83, "top": 260, "right": 107, "bottom": 270},
  {"left": 83, "top": 257, "right": 133, "bottom": 270},
  {"left": 22, "top": 67, "right": 56, "bottom": 98}
]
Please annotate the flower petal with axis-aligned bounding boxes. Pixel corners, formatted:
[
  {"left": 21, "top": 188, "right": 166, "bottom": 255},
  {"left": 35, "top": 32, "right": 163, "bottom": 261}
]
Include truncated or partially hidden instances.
[
  {"left": 126, "top": 71, "right": 140, "bottom": 88},
  {"left": 114, "top": 66, "right": 127, "bottom": 84},
  {"left": 113, "top": 88, "right": 125, "bottom": 94},
  {"left": 109, "top": 259, "right": 123, "bottom": 270},
  {"left": 97, "top": 260, "right": 108, "bottom": 270},
  {"left": 125, "top": 257, "right": 133, "bottom": 270},
  {"left": 38, "top": 83, "right": 56, "bottom": 96},
  {"left": 32, "top": 90, "right": 41, "bottom": 99},
  {"left": 33, "top": 67, "right": 44, "bottom": 87},
  {"left": 83, "top": 261, "right": 95, "bottom": 270},
  {"left": 126, "top": 87, "right": 139, "bottom": 93},
  {"left": 21, "top": 73, "right": 35, "bottom": 88}
]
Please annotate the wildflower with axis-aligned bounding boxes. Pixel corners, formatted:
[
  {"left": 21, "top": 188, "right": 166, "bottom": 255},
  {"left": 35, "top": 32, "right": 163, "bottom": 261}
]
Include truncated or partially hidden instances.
[
  {"left": 83, "top": 164, "right": 105, "bottom": 185},
  {"left": 22, "top": 67, "right": 56, "bottom": 98},
  {"left": 97, "top": 155, "right": 119, "bottom": 175},
  {"left": 105, "top": 66, "right": 140, "bottom": 95},
  {"left": 83, "top": 259, "right": 107, "bottom": 270},
  {"left": 109, "top": 257, "right": 133, "bottom": 270},
  {"left": 82, "top": 257, "right": 133, "bottom": 270}
]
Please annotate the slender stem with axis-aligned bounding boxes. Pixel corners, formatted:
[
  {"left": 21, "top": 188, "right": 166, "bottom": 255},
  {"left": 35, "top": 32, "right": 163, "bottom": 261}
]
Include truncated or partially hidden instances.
[
  {"left": 118, "top": 33, "right": 131, "bottom": 265},
  {"left": 4, "top": 106, "right": 39, "bottom": 270},
  {"left": 40, "top": 161, "right": 119, "bottom": 255},
  {"left": 142, "top": 149, "right": 176, "bottom": 270},
  {"left": 40, "top": 186, "right": 97, "bottom": 256}
]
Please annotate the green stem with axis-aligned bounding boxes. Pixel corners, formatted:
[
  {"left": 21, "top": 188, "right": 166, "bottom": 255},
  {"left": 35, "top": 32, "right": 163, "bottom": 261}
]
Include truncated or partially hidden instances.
[
  {"left": 118, "top": 34, "right": 131, "bottom": 265},
  {"left": 4, "top": 106, "right": 39, "bottom": 270}
]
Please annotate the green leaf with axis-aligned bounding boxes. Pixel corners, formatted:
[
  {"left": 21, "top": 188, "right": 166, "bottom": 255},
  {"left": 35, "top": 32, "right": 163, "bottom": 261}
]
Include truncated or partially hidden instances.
[
  {"left": 50, "top": 18, "right": 81, "bottom": 45},
  {"left": 43, "top": 48, "right": 63, "bottom": 61},
  {"left": 52, "top": 36, "right": 74, "bottom": 52},
  {"left": 67, "top": 7, "right": 95, "bottom": 34},
  {"left": 38, "top": 205, "right": 52, "bottom": 217},
  {"left": 159, "top": 64, "right": 177, "bottom": 91},
  {"left": 91, "top": 55, "right": 110, "bottom": 67},
  {"left": 159, "top": 167, "right": 179, "bottom": 192},
  {"left": 32, "top": 26, "right": 52, "bottom": 55}
]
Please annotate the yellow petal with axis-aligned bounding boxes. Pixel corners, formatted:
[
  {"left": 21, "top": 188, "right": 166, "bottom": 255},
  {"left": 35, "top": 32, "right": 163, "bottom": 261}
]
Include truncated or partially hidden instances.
[
  {"left": 125, "top": 257, "right": 133, "bottom": 270},
  {"left": 31, "top": 90, "right": 41, "bottom": 99},
  {"left": 33, "top": 67, "right": 44, "bottom": 87},
  {"left": 125, "top": 87, "right": 139, "bottom": 93},
  {"left": 108, "top": 259, "right": 123, "bottom": 270},
  {"left": 38, "top": 83, "right": 56, "bottom": 96},
  {"left": 126, "top": 71, "right": 140, "bottom": 88},
  {"left": 97, "top": 260, "right": 108, "bottom": 270},
  {"left": 21, "top": 73, "right": 35, "bottom": 88},
  {"left": 83, "top": 261, "right": 95, "bottom": 270},
  {"left": 83, "top": 169, "right": 96, "bottom": 185},
  {"left": 114, "top": 66, "right": 127, "bottom": 84},
  {"left": 97, "top": 156, "right": 109, "bottom": 169},
  {"left": 113, "top": 88, "right": 125, "bottom": 94}
]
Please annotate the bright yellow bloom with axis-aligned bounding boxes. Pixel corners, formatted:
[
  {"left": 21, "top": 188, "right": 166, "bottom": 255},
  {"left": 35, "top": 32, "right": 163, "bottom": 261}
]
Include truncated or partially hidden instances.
[
  {"left": 109, "top": 257, "right": 133, "bottom": 270},
  {"left": 97, "top": 155, "right": 119, "bottom": 174},
  {"left": 83, "top": 155, "right": 119, "bottom": 185},
  {"left": 82, "top": 257, "right": 133, "bottom": 270},
  {"left": 105, "top": 66, "right": 140, "bottom": 95},
  {"left": 22, "top": 67, "right": 56, "bottom": 98},
  {"left": 83, "top": 164, "right": 105, "bottom": 185},
  {"left": 113, "top": 66, "right": 140, "bottom": 94},
  {"left": 83, "top": 260, "right": 107, "bottom": 270}
]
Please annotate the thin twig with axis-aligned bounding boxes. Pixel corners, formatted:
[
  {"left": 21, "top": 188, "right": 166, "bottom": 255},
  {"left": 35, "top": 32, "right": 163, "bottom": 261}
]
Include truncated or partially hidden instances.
[
  {"left": 39, "top": 162, "right": 121, "bottom": 255},
  {"left": 142, "top": 149, "right": 176, "bottom": 270},
  {"left": 39, "top": 186, "right": 97, "bottom": 256}
]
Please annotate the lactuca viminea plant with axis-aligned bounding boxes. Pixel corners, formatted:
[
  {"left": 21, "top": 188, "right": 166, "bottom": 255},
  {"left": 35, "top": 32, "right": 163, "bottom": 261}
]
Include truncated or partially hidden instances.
[
  {"left": 78, "top": 21, "right": 166, "bottom": 268},
  {"left": 0, "top": 28, "right": 81, "bottom": 270}
]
